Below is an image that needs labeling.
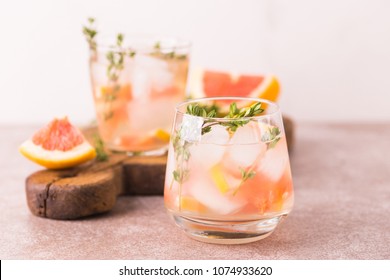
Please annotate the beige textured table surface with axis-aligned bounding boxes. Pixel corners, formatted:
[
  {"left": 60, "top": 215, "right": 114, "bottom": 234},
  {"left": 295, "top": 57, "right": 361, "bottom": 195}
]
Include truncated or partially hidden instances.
[{"left": 1, "top": 123, "right": 389, "bottom": 260}]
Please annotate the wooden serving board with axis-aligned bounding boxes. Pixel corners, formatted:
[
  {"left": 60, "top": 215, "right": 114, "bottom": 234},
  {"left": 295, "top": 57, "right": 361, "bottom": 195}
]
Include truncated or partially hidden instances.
[{"left": 25, "top": 116, "right": 295, "bottom": 220}]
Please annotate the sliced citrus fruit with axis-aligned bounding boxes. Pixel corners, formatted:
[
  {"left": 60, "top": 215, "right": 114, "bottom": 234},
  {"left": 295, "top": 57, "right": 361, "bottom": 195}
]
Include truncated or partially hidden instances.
[
  {"left": 210, "top": 163, "right": 230, "bottom": 194},
  {"left": 19, "top": 117, "right": 96, "bottom": 169},
  {"left": 180, "top": 196, "right": 207, "bottom": 213},
  {"left": 236, "top": 165, "right": 293, "bottom": 215},
  {"left": 190, "top": 68, "right": 280, "bottom": 103}
]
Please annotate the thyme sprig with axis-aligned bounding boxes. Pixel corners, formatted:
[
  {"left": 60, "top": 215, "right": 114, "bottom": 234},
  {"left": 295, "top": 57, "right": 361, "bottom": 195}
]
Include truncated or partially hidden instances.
[
  {"left": 106, "top": 33, "right": 125, "bottom": 82},
  {"left": 170, "top": 130, "right": 191, "bottom": 211},
  {"left": 82, "top": 19, "right": 118, "bottom": 121},
  {"left": 171, "top": 101, "right": 281, "bottom": 196},
  {"left": 223, "top": 102, "right": 263, "bottom": 133},
  {"left": 262, "top": 126, "right": 281, "bottom": 149},
  {"left": 171, "top": 102, "right": 264, "bottom": 187},
  {"left": 153, "top": 41, "right": 187, "bottom": 60},
  {"left": 241, "top": 168, "right": 257, "bottom": 181},
  {"left": 103, "top": 33, "right": 128, "bottom": 121},
  {"left": 172, "top": 132, "right": 191, "bottom": 182},
  {"left": 93, "top": 134, "right": 108, "bottom": 161},
  {"left": 233, "top": 168, "right": 256, "bottom": 195},
  {"left": 83, "top": 18, "right": 97, "bottom": 51},
  {"left": 186, "top": 101, "right": 263, "bottom": 135}
]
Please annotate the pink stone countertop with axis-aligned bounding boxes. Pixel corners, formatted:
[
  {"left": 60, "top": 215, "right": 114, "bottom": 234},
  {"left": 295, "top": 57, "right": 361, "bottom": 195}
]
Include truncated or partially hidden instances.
[{"left": 1, "top": 123, "right": 389, "bottom": 260}]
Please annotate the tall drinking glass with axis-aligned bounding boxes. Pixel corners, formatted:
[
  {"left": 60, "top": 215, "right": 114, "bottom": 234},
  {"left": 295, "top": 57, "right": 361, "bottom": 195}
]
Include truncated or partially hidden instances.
[
  {"left": 88, "top": 35, "right": 190, "bottom": 154},
  {"left": 164, "top": 97, "right": 294, "bottom": 244}
]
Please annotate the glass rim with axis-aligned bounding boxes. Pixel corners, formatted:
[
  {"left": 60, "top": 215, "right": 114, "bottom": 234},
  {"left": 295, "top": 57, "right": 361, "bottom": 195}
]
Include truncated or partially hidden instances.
[
  {"left": 92, "top": 33, "right": 191, "bottom": 54},
  {"left": 175, "top": 97, "right": 281, "bottom": 121}
]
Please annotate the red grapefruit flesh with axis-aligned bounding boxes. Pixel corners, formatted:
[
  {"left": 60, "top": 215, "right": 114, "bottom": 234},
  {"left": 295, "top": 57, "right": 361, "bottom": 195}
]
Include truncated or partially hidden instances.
[
  {"left": 190, "top": 69, "right": 280, "bottom": 105},
  {"left": 19, "top": 117, "right": 96, "bottom": 169},
  {"left": 203, "top": 71, "right": 265, "bottom": 97}
]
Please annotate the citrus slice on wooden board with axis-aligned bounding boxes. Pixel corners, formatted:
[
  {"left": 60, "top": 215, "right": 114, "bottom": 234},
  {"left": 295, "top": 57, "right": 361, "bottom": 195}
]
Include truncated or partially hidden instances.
[
  {"left": 19, "top": 117, "right": 96, "bottom": 169},
  {"left": 189, "top": 68, "right": 280, "bottom": 103}
]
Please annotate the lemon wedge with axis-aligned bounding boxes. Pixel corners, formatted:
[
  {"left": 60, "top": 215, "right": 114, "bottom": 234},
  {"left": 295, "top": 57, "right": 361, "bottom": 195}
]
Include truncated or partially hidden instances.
[
  {"left": 180, "top": 196, "right": 206, "bottom": 212},
  {"left": 210, "top": 164, "right": 230, "bottom": 194}
]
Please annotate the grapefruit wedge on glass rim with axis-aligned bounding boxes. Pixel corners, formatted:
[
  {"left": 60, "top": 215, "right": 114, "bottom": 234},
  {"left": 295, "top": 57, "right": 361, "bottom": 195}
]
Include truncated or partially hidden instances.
[
  {"left": 19, "top": 117, "right": 96, "bottom": 169},
  {"left": 189, "top": 68, "right": 280, "bottom": 108}
]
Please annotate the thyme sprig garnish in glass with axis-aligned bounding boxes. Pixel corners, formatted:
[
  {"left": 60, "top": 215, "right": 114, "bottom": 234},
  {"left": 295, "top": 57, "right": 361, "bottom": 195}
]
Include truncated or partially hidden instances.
[
  {"left": 262, "top": 126, "right": 281, "bottom": 149},
  {"left": 170, "top": 130, "right": 192, "bottom": 211},
  {"left": 83, "top": 18, "right": 97, "bottom": 51},
  {"left": 101, "top": 33, "right": 125, "bottom": 120},
  {"left": 82, "top": 19, "right": 137, "bottom": 121},
  {"left": 170, "top": 132, "right": 191, "bottom": 189},
  {"left": 153, "top": 41, "right": 187, "bottom": 60},
  {"left": 187, "top": 101, "right": 263, "bottom": 135},
  {"left": 232, "top": 168, "right": 257, "bottom": 196},
  {"left": 171, "top": 101, "right": 264, "bottom": 188},
  {"left": 186, "top": 103, "right": 218, "bottom": 134},
  {"left": 171, "top": 101, "right": 283, "bottom": 195},
  {"left": 106, "top": 33, "right": 125, "bottom": 82},
  {"left": 223, "top": 102, "right": 263, "bottom": 133}
]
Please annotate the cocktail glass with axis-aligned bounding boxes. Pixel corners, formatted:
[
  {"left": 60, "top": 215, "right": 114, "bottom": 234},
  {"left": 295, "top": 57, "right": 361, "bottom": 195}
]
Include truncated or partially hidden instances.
[
  {"left": 164, "top": 97, "right": 294, "bottom": 244},
  {"left": 88, "top": 35, "right": 190, "bottom": 154}
]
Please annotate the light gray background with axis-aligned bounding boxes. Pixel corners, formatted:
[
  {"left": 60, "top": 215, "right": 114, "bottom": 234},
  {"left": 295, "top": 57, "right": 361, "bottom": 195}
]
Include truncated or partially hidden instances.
[{"left": 1, "top": 0, "right": 389, "bottom": 124}]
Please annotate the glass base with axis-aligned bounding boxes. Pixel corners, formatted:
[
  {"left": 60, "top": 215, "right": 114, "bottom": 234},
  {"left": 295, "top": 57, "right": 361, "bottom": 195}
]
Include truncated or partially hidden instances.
[{"left": 169, "top": 213, "right": 286, "bottom": 244}]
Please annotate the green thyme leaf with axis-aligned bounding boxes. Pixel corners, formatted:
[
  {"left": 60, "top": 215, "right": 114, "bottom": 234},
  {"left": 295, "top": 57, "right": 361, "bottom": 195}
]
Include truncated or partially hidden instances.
[
  {"left": 186, "top": 101, "right": 264, "bottom": 135},
  {"left": 186, "top": 103, "right": 218, "bottom": 119},
  {"left": 229, "top": 102, "right": 239, "bottom": 117},
  {"left": 153, "top": 41, "right": 187, "bottom": 60},
  {"left": 207, "top": 109, "right": 217, "bottom": 118},
  {"left": 240, "top": 168, "right": 256, "bottom": 181},
  {"left": 166, "top": 52, "right": 175, "bottom": 59},
  {"left": 171, "top": 130, "right": 191, "bottom": 187},
  {"left": 117, "top": 33, "right": 123, "bottom": 46},
  {"left": 176, "top": 54, "right": 187, "bottom": 60},
  {"left": 82, "top": 17, "right": 97, "bottom": 51},
  {"left": 268, "top": 136, "right": 281, "bottom": 148},
  {"left": 173, "top": 170, "right": 180, "bottom": 181},
  {"left": 233, "top": 168, "right": 256, "bottom": 195},
  {"left": 154, "top": 41, "right": 161, "bottom": 50},
  {"left": 201, "top": 126, "right": 212, "bottom": 134},
  {"left": 172, "top": 169, "right": 189, "bottom": 184},
  {"left": 262, "top": 126, "right": 281, "bottom": 148},
  {"left": 106, "top": 33, "right": 126, "bottom": 81},
  {"left": 223, "top": 102, "right": 264, "bottom": 133}
]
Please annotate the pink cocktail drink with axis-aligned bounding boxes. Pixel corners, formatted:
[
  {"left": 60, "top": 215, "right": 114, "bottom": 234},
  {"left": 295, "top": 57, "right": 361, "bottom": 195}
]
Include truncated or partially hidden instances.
[
  {"left": 84, "top": 21, "right": 190, "bottom": 153},
  {"left": 164, "top": 97, "right": 294, "bottom": 244}
]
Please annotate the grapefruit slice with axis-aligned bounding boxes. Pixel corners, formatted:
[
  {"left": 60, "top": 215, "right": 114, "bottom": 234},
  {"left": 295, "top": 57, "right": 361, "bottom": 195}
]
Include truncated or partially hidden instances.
[
  {"left": 190, "top": 68, "right": 280, "bottom": 103},
  {"left": 19, "top": 117, "right": 96, "bottom": 169}
]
